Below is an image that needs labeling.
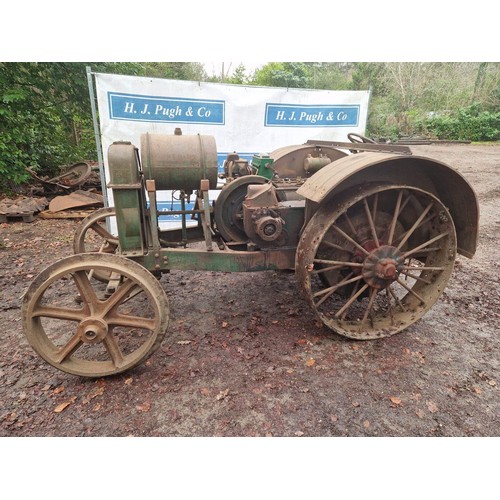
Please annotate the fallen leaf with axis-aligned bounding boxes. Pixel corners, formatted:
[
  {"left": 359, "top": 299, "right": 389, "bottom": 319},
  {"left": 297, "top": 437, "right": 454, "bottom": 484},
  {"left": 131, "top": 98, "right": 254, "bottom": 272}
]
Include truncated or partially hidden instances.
[
  {"left": 90, "top": 387, "right": 104, "bottom": 398},
  {"left": 390, "top": 396, "right": 402, "bottom": 405},
  {"left": 415, "top": 409, "right": 426, "bottom": 418},
  {"left": 305, "top": 358, "right": 316, "bottom": 367},
  {"left": 200, "top": 388, "right": 210, "bottom": 396},
  {"left": 426, "top": 401, "right": 438, "bottom": 413},
  {"left": 222, "top": 321, "right": 228, "bottom": 328},
  {"left": 295, "top": 431, "right": 304, "bottom": 436},
  {"left": 488, "top": 380, "right": 497, "bottom": 386},
  {"left": 363, "top": 420, "right": 371, "bottom": 428},
  {"left": 93, "top": 403, "right": 101, "bottom": 411},
  {"left": 124, "top": 378, "right": 133, "bottom": 385},
  {"left": 216, "top": 389, "right": 230, "bottom": 401},
  {"left": 136, "top": 402, "right": 151, "bottom": 412},
  {"left": 54, "top": 397, "right": 76, "bottom": 413},
  {"left": 177, "top": 340, "right": 192, "bottom": 345},
  {"left": 52, "top": 386, "right": 64, "bottom": 395},
  {"left": 473, "top": 385, "right": 482, "bottom": 394},
  {"left": 352, "top": 401, "right": 360, "bottom": 407}
]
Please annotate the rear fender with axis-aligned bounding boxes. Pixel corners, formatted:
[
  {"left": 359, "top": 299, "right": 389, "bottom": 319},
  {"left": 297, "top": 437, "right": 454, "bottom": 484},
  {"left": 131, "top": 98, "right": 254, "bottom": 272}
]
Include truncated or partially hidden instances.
[{"left": 296, "top": 152, "right": 479, "bottom": 258}]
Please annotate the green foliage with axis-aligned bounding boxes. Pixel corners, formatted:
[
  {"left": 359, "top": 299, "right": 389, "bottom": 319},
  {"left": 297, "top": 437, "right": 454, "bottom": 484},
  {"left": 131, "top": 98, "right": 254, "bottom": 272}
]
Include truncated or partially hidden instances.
[
  {"left": 425, "top": 103, "right": 500, "bottom": 141},
  {"left": 251, "top": 62, "right": 311, "bottom": 88},
  {"left": 0, "top": 62, "right": 98, "bottom": 191},
  {"left": 0, "top": 62, "right": 206, "bottom": 192},
  {"left": 1, "top": 62, "right": 499, "bottom": 193}
]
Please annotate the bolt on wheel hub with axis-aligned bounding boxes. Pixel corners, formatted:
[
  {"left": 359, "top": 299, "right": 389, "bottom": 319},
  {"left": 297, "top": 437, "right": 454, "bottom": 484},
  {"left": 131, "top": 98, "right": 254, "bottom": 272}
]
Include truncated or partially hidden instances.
[
  {"left": 362, "top": 245, "right": 404, "bottom": 289},
  {"left": 78, "top": 317, "right": 108, "bottom": 344}
]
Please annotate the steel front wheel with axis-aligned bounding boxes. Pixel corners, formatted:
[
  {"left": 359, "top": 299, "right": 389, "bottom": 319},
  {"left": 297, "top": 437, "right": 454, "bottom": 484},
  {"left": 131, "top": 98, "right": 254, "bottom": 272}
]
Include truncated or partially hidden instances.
[
  {"left": 296, "top": 185, "right": 457, "bottom": 339},
  {"left": 22, "top": 253, "right": 169, "bottom": 377}
]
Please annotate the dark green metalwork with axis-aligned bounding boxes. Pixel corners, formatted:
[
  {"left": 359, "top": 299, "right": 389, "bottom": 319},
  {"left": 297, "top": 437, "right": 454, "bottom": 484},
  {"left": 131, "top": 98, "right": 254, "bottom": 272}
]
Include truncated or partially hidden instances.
[
  {"left": 108, "top": 142, "right": 145, "bottom": 256},
  {"left": 251, "top": 154, "right": 275, "bottom": 179}
]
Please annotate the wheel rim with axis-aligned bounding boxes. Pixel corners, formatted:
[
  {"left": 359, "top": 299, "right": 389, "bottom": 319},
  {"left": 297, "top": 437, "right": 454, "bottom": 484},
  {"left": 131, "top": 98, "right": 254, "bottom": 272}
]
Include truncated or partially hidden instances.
[
  {"left": 73, "top": 207, "right": 119, "bottom": 282},
  {"left": 296, "top": 185, "right": 457, "bottom": 339},
  {"left": 22, "top": 253, "right": 169, "bottom": 377}
]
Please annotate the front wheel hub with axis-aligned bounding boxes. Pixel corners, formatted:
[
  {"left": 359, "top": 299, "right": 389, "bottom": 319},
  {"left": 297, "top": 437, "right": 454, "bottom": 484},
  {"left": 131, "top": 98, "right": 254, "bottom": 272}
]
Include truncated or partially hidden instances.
[
  {"left": 77, "top": 317, "right": 108, "bottom": 344},
  {"left": 362, "top": 245, "right": 404, "bottom": 289}
]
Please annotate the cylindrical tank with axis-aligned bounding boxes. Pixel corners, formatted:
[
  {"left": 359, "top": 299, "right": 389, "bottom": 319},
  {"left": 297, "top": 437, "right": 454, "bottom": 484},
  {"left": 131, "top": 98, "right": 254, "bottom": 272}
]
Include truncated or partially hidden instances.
[{"left": 140, "top": 132, "right": 218, "bottom": 191}]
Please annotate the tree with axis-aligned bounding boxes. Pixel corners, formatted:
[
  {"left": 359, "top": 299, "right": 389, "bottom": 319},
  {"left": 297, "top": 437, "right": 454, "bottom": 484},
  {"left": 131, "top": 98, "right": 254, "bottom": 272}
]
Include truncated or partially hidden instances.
[{"left": 251, "top": 62, "right": 311, "bottom": 88}]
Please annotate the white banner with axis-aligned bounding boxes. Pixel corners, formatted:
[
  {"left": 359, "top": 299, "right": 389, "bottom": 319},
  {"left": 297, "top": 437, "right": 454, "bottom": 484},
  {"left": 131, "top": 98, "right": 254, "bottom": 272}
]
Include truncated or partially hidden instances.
[{"left": 94, "top": 72, "right": 370, "bottom": 225}]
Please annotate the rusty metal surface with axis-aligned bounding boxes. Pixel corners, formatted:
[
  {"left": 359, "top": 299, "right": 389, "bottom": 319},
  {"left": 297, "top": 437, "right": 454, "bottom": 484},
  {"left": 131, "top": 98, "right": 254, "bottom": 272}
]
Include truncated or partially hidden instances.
[
  {"left": 295, "top": 184, "right": 456, "bottom": 339},
  {"left": 21, "top": 132, "right": 483, "bottom": 377},
  {"left": 140, "top": 132, "right": 218, "bottom": 191},
  {"left": 48, "top": 190, "right": 103, "bottom": 212},
  {"left": 269, "top": 144, "right": 347, "bottom": 178},
  {"left": 21, "top": 253, "right": 169, "bottom": 377},
  {"left": 305, "top": 139, "right": 413, "bottom": 155},
  {"left": 297, "top": 152, "right": 479, "bottom": 258},
  {"left": 214, "top": 175, "right": 270, "bottom": 242}
]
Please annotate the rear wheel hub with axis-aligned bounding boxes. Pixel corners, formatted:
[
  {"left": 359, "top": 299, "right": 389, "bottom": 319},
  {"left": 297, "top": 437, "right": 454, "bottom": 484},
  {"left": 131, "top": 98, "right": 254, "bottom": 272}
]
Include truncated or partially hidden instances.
[{"left": 362, "top": 245, "right": 404, "bottom": 289}]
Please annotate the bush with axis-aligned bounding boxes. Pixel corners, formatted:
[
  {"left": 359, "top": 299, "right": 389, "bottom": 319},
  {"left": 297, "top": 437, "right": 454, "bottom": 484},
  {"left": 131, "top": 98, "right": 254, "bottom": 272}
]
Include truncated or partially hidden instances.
[{"left": 425, "top": 103, "right": 500, "bottom": 141}]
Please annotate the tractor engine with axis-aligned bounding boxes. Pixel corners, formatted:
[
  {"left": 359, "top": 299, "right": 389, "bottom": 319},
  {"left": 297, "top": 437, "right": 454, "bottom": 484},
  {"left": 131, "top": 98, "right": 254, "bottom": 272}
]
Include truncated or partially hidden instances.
[{"left": 242, "top": 183, "right": 303, "bottom": 248}]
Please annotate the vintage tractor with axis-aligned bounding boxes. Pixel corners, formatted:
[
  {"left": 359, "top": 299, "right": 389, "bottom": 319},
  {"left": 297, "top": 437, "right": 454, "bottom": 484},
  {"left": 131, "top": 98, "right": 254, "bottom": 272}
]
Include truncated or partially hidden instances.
[{"left": 21, "top": 131, "right": 479, "bottom": 377}]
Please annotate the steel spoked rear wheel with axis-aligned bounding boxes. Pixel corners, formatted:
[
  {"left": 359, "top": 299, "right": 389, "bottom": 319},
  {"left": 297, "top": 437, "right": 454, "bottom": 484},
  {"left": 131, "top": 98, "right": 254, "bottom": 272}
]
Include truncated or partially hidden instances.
[
  {"left": 296, "top": 185, "right": 457, "bottom": 339},
  {"left": 22, "top": 253, "right": 169, "bottom": 377}
]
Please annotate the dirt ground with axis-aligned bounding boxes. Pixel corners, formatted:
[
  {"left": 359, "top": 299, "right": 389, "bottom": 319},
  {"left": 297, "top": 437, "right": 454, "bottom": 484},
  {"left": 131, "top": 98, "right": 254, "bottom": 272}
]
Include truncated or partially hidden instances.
[{"left": 0, "top": 143, "right": 499, "bottom": 438}]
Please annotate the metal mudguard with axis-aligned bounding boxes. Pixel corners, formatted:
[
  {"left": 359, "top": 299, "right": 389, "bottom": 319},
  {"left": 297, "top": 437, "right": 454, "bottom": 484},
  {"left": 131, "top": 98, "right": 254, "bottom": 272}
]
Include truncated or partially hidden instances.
[{"left": 297, "top": 152, "right": 479, "bottom": 258}]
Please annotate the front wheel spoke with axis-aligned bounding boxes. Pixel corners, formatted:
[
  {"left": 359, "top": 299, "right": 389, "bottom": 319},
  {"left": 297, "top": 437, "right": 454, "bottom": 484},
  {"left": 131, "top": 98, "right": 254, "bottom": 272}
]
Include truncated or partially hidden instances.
[
  {"left": 72, "top": 270, "right": 99, "bottom": 307},
  {"left": 107, "top": 313, "right": 156, "bottom": 331},
  {"left": 402, "top": 232, "right": 449, "bottom": 259},
  {"left": 335, "top": 283, "right": 369, "bottom": 318},
  {"left": 102, "top": 278, "right": 139, "bottom": 316},
  {"left": 32, "top": 305, "right": 86, "bottom": 322},
  {"left": 396, "top": 278, "right": 426, "bottom": 305},
  {"left": 103, "top": 333, "right": 125, "bottom": 368},
  {"left": 54, "top": 333, "right": 83, "bottom": 364}
]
